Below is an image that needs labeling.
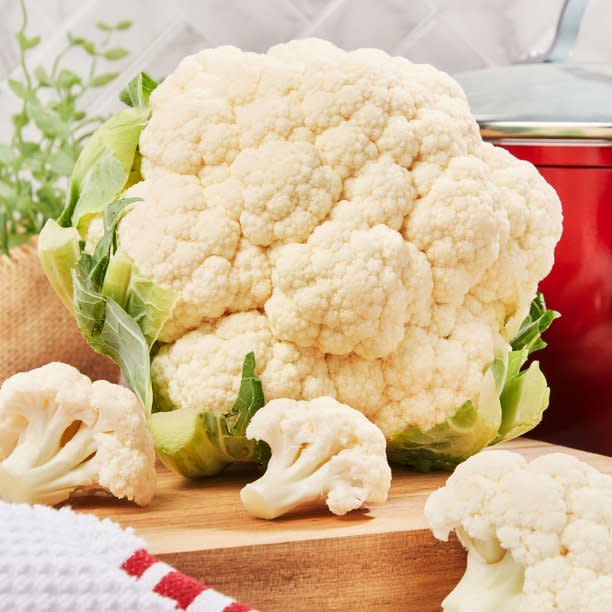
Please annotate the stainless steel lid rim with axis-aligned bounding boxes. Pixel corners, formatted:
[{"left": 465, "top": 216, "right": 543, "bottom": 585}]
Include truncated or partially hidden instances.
[{"left": 479, "top": 122, "right": 612, "bottom": 141}]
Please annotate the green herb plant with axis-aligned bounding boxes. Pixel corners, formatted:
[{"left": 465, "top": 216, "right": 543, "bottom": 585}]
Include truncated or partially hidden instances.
[{"left": 0, "top": 0, "right": 132, "bottom": 255}]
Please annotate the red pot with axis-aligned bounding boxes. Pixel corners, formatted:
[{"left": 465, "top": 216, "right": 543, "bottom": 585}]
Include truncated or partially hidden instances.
[{"left": 458, "top": 64, "right": 612, "bottom": 455}]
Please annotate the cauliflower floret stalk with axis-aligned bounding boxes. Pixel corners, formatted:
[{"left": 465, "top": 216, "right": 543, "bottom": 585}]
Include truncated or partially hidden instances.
[
  {"left": 388, "top": 294, "right": 559, "bottom": 472},
  {"left": 0, "top": 362, "right": 156, "bottom": 506},
  {"left": 150, "top": 352, "right": 270, "bottom": 478},
  {"left": 425, "top": 450, "right": 612, "bottom": 612},
  {"left": 37, "top": 41, "right": 563, "bottom": 478},
  {"left": 240, "top": 397, "right": 392, "bottom": 519}
]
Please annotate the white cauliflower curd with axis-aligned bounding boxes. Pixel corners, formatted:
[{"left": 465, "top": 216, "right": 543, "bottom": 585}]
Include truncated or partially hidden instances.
[
  {"left": 240, "top": 397, "right": 392, "bottom": 519},
  {"left": 0, "top": 363, "right": 156, "bottom": 505},
  {"left": 39, "top": 39, "right": 562, "bottom": 475},
  {"left": 425, "top": 450, "right": 612, "bottom": 612}
]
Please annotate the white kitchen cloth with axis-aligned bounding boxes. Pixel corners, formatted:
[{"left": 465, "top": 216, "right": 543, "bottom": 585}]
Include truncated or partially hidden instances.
[{"left": 0, "top": 501, "right": 254, "bottom": 611}]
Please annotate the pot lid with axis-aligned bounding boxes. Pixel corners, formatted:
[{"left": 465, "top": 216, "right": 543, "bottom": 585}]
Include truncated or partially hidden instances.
[{"left": 455, "top": 63, "right": 612, "bottom": 140}]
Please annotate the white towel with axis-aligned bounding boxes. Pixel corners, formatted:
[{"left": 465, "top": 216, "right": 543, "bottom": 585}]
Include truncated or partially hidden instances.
[{"left": 0, "top": 501, "right": 254, "bottom": 611}]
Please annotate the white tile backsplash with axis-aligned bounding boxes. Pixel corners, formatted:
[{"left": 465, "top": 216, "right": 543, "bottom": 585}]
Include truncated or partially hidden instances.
[
  {"left": 180, "top": 0, "right": 308, "bottom": 51},
  {"left": 3, "top": 0, "right": 612, "bottom": 78},
  {"left": 1, "top": 0, "right": 611, "bottom": 133},
  {"left": 394, "top": 15, "right": 489, "bottom": 73},
  {"left": 300, "top": 0, "right": 434, "bottom": 52},
  {"left": 572, "top": 0, "right": 612, "bottom": 61}
]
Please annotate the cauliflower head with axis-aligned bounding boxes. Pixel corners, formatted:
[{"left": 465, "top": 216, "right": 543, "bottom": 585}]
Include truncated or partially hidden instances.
[
  {"left": 240, "top": 396, "right": 392, "bottom": 519},
  {"left": 425, "top": 450, "right": 612, "bottom": 612},
  {"left": 38, "top": 39, "right": 562, "bottom": 475},
  {"left": 0, "top": 362, "right": 156, "bottom": 506}
]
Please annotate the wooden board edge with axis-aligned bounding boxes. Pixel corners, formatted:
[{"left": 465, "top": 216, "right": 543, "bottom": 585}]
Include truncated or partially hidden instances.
[{"left": 159, "top": 528, "right": 466, "bottom": 612}]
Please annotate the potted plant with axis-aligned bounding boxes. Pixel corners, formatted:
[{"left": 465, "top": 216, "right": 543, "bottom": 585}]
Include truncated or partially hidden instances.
[{"left": 0, "top": 1, "right": 132, "bottom": 382}]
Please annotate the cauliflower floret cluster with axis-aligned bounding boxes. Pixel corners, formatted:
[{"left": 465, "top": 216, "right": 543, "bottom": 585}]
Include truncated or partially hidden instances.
[
  {"left": 425, "top": 451, "right": 612, "bottom": 611},
  {"left": 0, "top": 363, "right": 156, "bottom": 506},
  {"left": 115, "top": 39, "right": 561, "bottom": 441},
  {"left": 240, "top": 396, "right": 392, "bottom": 519}
]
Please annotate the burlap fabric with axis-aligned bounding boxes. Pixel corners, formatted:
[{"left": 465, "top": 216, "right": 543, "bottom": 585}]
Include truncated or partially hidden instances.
[{"left": 0, "top": 240, "right": 119, "bottom": 384}]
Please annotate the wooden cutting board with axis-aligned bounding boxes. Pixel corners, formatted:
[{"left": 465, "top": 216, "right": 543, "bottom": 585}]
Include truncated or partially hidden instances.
[{"left": 71, "top": 438, "right": 612, "bottom": 611}]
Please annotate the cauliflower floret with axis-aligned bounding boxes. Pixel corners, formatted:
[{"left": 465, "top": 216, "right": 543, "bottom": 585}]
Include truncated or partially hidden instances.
[
  {"left": 151, "top": 311, "right": 335, "bottom": 415},
  {"left": 118, "top": 174, "right": 242, "bottom": 342},
  {"left": 0, "top": 363, "right": 156, "bottom": 506},
  {"left": 425, "top": 450, "right": 612, "bottom": 612},
  {"left": 230, "top": 141, "right": 341, "bottom": 246},
  {"left": 266, "top": 224, "right": 430, "bottom": 359},
  {"left": 240, "top": 396, "right": 392, "bottom": 519}
]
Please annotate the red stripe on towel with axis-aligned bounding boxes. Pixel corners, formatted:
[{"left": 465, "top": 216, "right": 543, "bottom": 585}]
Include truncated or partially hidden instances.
[
  {"left": 154, "top": 570, "right": 207, "bottom": 609},
  {"left": 121, "top": 549, "right": 158, "bottom": 578}
]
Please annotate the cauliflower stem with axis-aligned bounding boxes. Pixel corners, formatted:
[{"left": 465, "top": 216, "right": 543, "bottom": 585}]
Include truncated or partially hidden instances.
[
  {"left": 240, "top": 445, "right": 348, "bottom": 519},
  {"left": 442, "top": 541, "right": 525, "bottom": 612},
  {"left": 150, "top": 352, "right": 269, "bottom": 477},
  {"left": 0, "top": 410, "right": 100, "bottom": 505}
]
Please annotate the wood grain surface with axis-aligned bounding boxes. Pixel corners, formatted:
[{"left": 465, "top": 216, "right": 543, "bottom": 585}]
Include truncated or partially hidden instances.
[{"left": 71, "top": 438, "right": 612, "bottom": 612}]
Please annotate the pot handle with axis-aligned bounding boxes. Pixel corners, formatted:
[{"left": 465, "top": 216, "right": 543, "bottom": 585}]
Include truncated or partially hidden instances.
[{"left": 533, "top": 0, "right": 589, "bottom": 63}]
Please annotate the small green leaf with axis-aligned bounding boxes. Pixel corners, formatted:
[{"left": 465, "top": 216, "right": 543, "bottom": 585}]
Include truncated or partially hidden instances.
[
  {"left": 18, "top": 141, "right": 40, "bottom": 157},
  {"left": 11, "top": 112, "right": 29, "bottom": 128},
  {"left": 0, "top": 145, "right": 14, "bottom": 164},
  {"left": 34, "top": 66, "right": 52, "bottom": 87},
  {"left": 48, "top": 149, "right": 77, "bottom": 176},
  {"left": 88, "top": 72, "right": 119, "bottom": 88},
  {"left": 119, "top": 72, "right": 158, "bottom": 108},
  {"left": 115, "top": 20, "right": 133, "bottom": 30},
  {"left": 83, "top": 41, "right": 96, "bottom": 55},
  {"left": 510, "top": 292, "right": 559, "bottom": 354},
  {"left": 8, "top": 79, "right": 27, "bottom": 99},
  {"left": 227, "top": 352, "right": 265, "bottom": 434},
  {"left": 96, "top": 21, "right": 112, "bottom": 32},
  {"left": 90, "top": 197, "right": 139, "bottom": 287},
  {"left": 16, "top": 32, "right": 41, "bottom": 50},
  {"left": 68, "top": 34, "right": 86, "bottom": 46},
  {"left": 0, "top": 179, "right": 16, "bottom": 202},
  {"left": 103, "top": 47, "right": 129, "bottom": 61},
  {"left": 59, "top": 108, "right": 148, "bottom": 229},
  {"left": 29, "top": 100, "right": 69, "bottom": 138},
  {"left": 57, "top": 69, "right": 82, "bottom": 89}
]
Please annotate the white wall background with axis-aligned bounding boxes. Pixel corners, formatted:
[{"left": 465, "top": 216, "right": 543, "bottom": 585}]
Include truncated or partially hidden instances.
[{"left": 1, "top": 0, "right": 611, "bottom": 132}]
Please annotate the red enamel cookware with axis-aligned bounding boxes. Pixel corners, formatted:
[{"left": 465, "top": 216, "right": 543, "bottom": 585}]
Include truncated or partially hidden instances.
[{"left": 458, "top": 62, "right": 612, "bottom": 455}]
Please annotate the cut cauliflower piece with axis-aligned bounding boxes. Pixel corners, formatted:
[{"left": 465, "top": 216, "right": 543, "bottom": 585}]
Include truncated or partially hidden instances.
[
  {"left": 240, "top": 396, "right": 392, "bottom": 519},
  {"left": 0, "top": 363, "right": 156, "bottom": 506},
  {"left": 424, "top": 450, "right": 612, "bottom": 612}
]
